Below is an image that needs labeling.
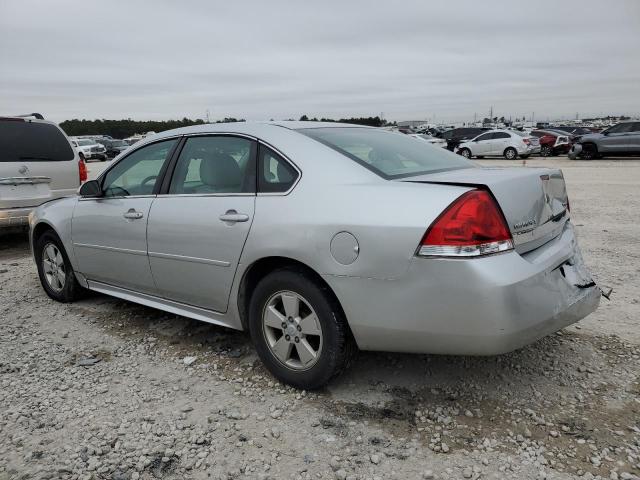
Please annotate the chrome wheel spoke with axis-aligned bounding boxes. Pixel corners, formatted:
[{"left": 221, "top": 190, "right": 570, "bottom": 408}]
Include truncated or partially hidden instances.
[
  {"left": 281, "top": 293, "right": 299, "bottom": 319},
  {"left": 299, "top": 313, "right": 321, "bottom": 336},
  {"left": 56, "top": 268, "right": 66, "bottom": 286},
  {"left": 271, "top": 336, "right": 293, "bottom": 364},
  {"left": 45, "top": 244, "right": 56, "bottom": 261},
  {"left": 54, "top": 251, "right": 64, "bottom": 267},
  {"left": 43, "top": 259, "right": 55, "bottom": 274},
  {"left": 264, "top": 305, "right": 286, "bottom": 329},
  {"left": 296, "top": 339, "right": 317, "bottom": 366}
]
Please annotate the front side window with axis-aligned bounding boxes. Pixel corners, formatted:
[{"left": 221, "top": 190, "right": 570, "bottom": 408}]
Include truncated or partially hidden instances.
[
  {"left": 102, "top": 139, "right": 177, "bottom": 197},
  {"left": 168, "top": 136, "right": 255, "bottom": 194},
  {"left": 301, "top": 127, "right": 472, "bottom": 179},
  {"left": 258, "top": 145, "right": 299, "bottom": 193}
]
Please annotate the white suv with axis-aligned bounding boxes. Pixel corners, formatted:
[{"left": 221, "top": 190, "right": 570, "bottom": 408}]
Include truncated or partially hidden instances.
[
  {"left": 0, "top": 114, "right": 86, "bottom": 228},
  {"left": 69, "top": 137, "right": 107, "bottom": 161},
  {"left": 456, "top": 129, "right": 540, "bottom": 159}
]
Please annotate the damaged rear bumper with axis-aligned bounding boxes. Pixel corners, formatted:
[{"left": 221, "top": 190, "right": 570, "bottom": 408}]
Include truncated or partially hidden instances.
[{"left": 325, "top": 221, "right": 601, "bottom": 355}]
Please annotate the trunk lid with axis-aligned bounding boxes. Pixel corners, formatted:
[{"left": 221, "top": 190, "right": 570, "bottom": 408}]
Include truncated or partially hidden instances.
[{"left": 400, "top": 166, "right": 569, "bottom": 253}]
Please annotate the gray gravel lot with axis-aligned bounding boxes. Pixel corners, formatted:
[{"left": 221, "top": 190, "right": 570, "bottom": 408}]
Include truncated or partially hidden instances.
[{"left": 1, "top": 158, "right": 639, "bottom": 480}]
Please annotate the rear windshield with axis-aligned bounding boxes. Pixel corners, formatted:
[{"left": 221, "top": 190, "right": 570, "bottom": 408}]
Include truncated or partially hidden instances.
[
  {"left": 0, "top": 121, "right": 74, "bottom": 162},
  {"left": 300, "top": 127, "right": 473, "bottom": 179}
]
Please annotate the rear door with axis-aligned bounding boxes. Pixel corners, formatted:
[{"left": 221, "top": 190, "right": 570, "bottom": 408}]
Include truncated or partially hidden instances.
[
  {"left": 470, "top": 132, "right": 494, "bottom": 155},
  {"left": 147, "top": 135, "right": 257, "bottom": 312},
  {"left": 0, "top": 119, "right": 78, "bottom": 211},
  {"left": 72, "top": 138, "right": 178, "bottom": 294}
]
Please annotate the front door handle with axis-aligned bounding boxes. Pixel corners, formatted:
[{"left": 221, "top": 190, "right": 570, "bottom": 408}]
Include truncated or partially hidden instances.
[
  {"left": 219, "top": 209, "right": 249, "bottom": 223},
  {"left": 123, "top": 209, "right": 144, "bottom": 220}
]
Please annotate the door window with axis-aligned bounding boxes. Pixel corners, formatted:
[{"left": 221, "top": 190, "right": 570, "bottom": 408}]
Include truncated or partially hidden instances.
[
  {"left": 492, "top": 132, "right": 511, "bottom": 139},
  {"left": 102, "top": 139, "right": 177, "bottom": 197},
  {"left": 168, "top": 136, "right": 255, "bottom": 194},
  {"left": 258, "top": 145, "right": 299, "bottom": 193},
  {"left": 474, "top": 133, "right": 493, "bottom": 142}
]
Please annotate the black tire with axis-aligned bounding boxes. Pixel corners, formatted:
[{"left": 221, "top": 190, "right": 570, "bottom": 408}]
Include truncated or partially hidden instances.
[
  {"left": 504, "top": 147, "right": 518, "bottom": 160},
  {"left": 459, "top": 148, "right": 472, "bottom": 159},
  {"left": 580, "top": 143, "right": 598, "bottom": 160},
  {"left": 541, "top": 145, "right": 553, "bottom": 157},
  {"left": 248, "top": 268, "right": 356, "bottom": 389},
  {"left": 34, "top": 231, "right": 85, "bottom": 302}
]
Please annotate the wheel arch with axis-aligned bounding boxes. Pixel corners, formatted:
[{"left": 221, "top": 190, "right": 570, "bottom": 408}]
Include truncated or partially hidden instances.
[{"left": 236, "top": 256, "right": 348, "bottom": 333}]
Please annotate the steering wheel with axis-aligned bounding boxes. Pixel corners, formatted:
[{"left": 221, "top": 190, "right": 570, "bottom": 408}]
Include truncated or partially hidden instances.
[{"left": 140, "top": 175, "right": 157, "bottom": 187}]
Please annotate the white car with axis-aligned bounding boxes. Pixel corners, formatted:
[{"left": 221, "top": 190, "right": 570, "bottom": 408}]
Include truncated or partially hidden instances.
[
  {"left": 70, "top": 137, "right": 107, "bottom": 161},
  {"left": 0, "top": 113, "right": 85, "bottom": 228},
  {"left": 456, "top": 130, "right": 540, "bottom": 160},
  {"left": 410, "top": 133, "right": 447, "bottom": 148}
]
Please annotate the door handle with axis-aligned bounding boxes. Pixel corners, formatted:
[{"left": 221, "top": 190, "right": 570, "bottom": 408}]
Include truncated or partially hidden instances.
[
  {"left": 219, "top": 210, "right": 249, "bottom": 223},
  {"left": 123, "top": 209, "right": 144, "bottom": 220}
]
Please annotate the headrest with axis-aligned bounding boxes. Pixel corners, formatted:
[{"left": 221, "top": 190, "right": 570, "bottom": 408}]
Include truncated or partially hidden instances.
[{"left": 199, "top": 152, "right": 241, "bottom": 189}]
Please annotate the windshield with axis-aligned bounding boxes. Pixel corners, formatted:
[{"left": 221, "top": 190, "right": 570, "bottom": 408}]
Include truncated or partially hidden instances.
[
  {"left": 77, "top": 139, "right": 94, "bottom": 146},
  {"left": 300, "top": 127, "right": 473, "bottom": 179},
  {"left": 513, "top": 131, "right": 528, "bottom": 137}
]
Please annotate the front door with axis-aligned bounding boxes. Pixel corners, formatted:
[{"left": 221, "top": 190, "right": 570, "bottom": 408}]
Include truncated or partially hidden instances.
[
  {"left": 147, "top": 135, "right": 257, "bottom": 312},
  {"left": 471, "top": 132, "right": 493, "bottom": 156},
  {"left": 72, "top": 138, "right": 178, "bottom": 294}
]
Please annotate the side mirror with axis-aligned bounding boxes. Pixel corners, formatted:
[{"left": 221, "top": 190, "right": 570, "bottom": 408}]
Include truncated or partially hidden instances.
[{"left": 79, "top": 179, "right": 103, "bottom": 197}]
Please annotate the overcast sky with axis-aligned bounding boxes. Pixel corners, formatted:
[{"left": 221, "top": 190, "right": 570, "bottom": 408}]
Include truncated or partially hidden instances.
[{"left": 1, "top": 0, "right": 639, "bottom": 124}]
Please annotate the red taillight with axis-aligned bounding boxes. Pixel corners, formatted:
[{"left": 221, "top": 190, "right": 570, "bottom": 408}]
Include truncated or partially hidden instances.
[
  {"left": 418, "top": 190, "right": 513, "bottom": 257},
  {"left": 523, "top": 138, "right": 531, "bottom": 145},
  {"left": 78, "top": 158, "right": 88, "bottom": 183}
]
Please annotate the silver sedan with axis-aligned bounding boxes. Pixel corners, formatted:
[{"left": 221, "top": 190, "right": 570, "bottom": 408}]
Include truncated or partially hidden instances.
[{"left": 29, "top": 122, "right": 601, "bottom": 389}]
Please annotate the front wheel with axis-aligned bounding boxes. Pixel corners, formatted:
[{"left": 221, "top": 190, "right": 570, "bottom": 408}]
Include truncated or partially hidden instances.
[
  {"left": 248, "top": 268, "right": 355, "bottom": 389},
  {"left": 580, "top": 143, "right": 598, "bottom": 160},
  {"left": 504, "top": 147, "right": 518, "bottom": 160},
  {"left": 459, "top": 148, "right": 471, "bottom": 159},
  {"left": 35, "top": 231, "right": 85, "bottom": 302}
]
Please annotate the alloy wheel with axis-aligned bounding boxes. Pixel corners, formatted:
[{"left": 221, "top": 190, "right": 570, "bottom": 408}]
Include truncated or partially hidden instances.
[
  {"left": 262, "top": 290, "right": 323, "bottom": 371},
  {"left": 42, "top": 243, "right": 66, "bottom": 292},
  {"left": 505, "top": 148, "right": 517, "bottom": 160}
]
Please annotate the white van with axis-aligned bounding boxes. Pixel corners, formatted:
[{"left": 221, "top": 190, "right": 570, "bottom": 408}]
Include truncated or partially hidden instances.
[{"left": 0, "top": 114, "right": 86, "bottom": 228}]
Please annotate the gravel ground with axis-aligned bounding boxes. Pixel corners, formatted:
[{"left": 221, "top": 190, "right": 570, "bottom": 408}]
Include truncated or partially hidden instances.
[{"left": 1, "top": 158, "right": 639, "bottom": 480}]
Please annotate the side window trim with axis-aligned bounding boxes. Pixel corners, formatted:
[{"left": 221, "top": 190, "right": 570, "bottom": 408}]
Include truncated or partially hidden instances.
[
  {"left": 256, "top": 141, "right": 302, "bottom": 196},
  {"left": 157, "top": 133, "right": 258, "bottom": 196},
  {"left": 94, "top": 136, "right": 183, "bottom": 197}
]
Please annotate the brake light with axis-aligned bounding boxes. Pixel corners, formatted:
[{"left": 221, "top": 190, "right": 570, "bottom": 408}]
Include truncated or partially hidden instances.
[
  {"left": 523, "top": 138, "right": 531, "bottom": 145},
  {"left": 78, "top": 158, "right": 88, "bottom": 183},
  {"left": 418, "top": 190, "right": 513, "bottom": 257}
]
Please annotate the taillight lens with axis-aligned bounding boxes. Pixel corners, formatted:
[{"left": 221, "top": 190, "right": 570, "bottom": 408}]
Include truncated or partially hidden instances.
[
  {"left": 78, "top": 158, "right": 88, "bottom": 183},
  {"left": 418, "top": 190, "right": 513, "bottom": 257},
  {"left": 523, "top": 138, "right": 531, "bottom": 145}
]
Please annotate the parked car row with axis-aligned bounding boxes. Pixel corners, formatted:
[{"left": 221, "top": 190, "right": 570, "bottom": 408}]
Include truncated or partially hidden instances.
[
  {"left": 69, "top": 137, "right": 107, "bottom": 161},
  {"left": 454, "top": 130, "right": 540, "bottom": 159}
]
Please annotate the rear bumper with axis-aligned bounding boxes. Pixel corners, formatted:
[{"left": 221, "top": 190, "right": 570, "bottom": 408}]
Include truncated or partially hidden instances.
[
  {"left": 324, "top": 222, "right": 600, "bottom": 355},
  {"left": 0, "top": 206, "right": 32, "bottom": 227}
]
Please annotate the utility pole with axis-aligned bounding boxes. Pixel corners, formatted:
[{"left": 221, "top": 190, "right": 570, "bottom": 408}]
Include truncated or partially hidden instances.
[{"left": 206, "top": 109, "right": 211, "bottom": 123}]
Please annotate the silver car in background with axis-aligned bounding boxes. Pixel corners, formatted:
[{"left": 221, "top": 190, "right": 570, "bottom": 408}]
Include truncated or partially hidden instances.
[{"left": 29, "top": 121, "right": 600, "bottom": 389}]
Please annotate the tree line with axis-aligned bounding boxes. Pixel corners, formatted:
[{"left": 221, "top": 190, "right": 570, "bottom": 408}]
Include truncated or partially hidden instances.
[{"left": 59, "top": 116, "right": 388, "bottom": 138}]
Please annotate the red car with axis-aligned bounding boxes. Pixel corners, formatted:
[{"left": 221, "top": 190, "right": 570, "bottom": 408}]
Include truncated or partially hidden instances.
[{"left": 530, "top": 129, "right": 572, "bottom": 156}]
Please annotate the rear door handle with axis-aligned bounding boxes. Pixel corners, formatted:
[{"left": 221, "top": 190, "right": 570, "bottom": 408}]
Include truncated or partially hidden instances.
[
  {"left": 123, "top": 209, "right": 144, "bottom": 220},
  {"left": 219, "top": 210, "right": 249, "bottom": 223}
]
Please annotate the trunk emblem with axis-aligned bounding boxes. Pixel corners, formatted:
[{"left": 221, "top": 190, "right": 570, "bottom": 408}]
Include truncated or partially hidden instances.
[
  {"left": 18, "top": 165, "right": 29, "bottom": 175},
  {"left": 513, "top": 219, "right": 537, "bottom": 231}
]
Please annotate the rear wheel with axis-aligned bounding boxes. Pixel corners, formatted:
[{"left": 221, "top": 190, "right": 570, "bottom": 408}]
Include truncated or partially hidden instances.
[
  {"left": 35, "top": 231, "right": 85, "bottom": 302},
  {"left": 541, "top": 145, "right": 553, "bottom": 157},
  {"left": 504, "top": 147, "right": 518, "bottom": 160},
  {"left": 248, "top": 268, "right": 355, "bottom": 389},
  {"left": 459, "top": 148, "right": 472, "bottom": 159}
]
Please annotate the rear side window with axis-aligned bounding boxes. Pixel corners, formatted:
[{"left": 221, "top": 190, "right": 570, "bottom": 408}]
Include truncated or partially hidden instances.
[
  {"left": 0, "top": 121, "right": 74, "bottom": 162},
  {"left": 169, "top": 136, "right": 256, "bottom": 194},
  {"left": 258, "top": 145, "right": 298, "bottom": 193},
  {"left": 301, "top": 127, "right": 473, "bottom": 179}
]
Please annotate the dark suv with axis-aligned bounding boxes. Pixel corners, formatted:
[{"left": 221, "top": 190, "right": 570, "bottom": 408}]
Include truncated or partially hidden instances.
[
  {"left": 96, "top": 138, "right": 130, "bottom": 158},
  {"left": 568, "top": 121, "right": 640, "bottom": 159},
  {"left": 440, "top": 127, "right": 490, "bottom": 151}
]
